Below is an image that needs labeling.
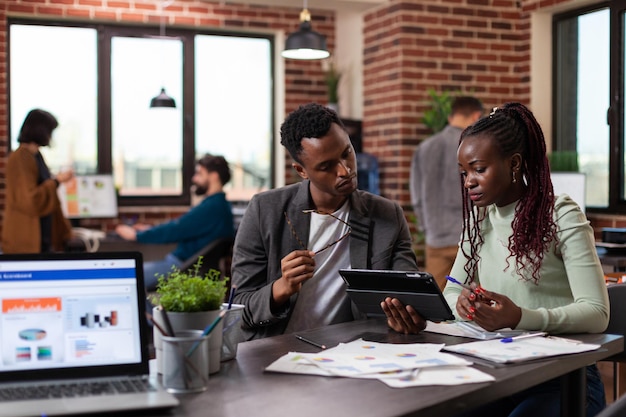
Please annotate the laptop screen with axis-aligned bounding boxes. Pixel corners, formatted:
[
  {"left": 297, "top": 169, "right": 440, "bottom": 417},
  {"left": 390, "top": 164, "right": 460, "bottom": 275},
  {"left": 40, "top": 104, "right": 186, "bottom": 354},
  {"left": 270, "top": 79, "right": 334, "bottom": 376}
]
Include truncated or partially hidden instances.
[{"left": 0, "top": 252, "right": 149, "bottom": 382}]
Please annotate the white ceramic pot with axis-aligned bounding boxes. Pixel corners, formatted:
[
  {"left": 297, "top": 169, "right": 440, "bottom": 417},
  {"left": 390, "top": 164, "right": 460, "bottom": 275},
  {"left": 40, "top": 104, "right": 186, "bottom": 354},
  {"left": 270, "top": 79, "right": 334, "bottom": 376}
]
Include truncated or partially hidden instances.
[{"left": 152, "top": 306, "right": 224, "bottom": 375}]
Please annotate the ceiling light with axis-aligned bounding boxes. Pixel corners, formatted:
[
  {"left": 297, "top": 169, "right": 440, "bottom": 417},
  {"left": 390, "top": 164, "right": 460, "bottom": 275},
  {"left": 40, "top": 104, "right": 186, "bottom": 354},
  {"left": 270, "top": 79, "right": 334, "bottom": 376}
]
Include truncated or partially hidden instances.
[
  {"left": 282, "top": 3, "right": 330, "bottom": 60},
  {"left": 150, "top": 88, "right": 176, "bottom": 108},
  {"left": 150, "top": 0, "right": 177, "bottom": 108}
]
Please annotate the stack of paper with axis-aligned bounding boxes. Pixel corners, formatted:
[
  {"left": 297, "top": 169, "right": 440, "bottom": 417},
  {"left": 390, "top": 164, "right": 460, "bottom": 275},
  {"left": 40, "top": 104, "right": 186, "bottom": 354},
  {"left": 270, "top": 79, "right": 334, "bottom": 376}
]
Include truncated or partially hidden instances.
[
  {"left": 265, "top": 338, "right": 495, "bottom": 388},
  {"left": 443, "top": 335, "right": 600, "bottom": 364},
  {"left": 424, "top": 321, "right": 527, "bottom": 340}
]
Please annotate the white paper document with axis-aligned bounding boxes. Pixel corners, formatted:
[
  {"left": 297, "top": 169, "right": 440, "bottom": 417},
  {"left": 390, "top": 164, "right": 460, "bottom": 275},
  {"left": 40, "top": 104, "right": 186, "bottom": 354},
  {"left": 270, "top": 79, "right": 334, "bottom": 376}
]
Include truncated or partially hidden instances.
[
  {"left": 424, "top": 321, "right": 527, "bottom": 340},
  {"left": 297, "top": 340, "right": 470, "bottom": 377},
  {"left": 265, "top": 338, "right": 495, "bottom": 387},
  {"left": 381, "top": 366, "right": 495, "bottom": 388},
  {"left": 443, "top": 335, "right": 600, "bottom": 364}
]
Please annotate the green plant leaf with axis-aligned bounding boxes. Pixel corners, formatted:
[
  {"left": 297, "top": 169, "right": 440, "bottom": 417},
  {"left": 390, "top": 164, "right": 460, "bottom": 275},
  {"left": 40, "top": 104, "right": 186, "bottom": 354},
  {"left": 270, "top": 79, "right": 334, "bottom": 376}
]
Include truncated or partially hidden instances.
[
  {"left": 548, "top": 150, "right": 579, "bottom": 172},
  {"left": 422, "top": 89, "right": 454, "bottom": 134},
  {"left": 324, "top": 62, "right": 341, "bottom": 103},
  {"left": 151, "top": 257, "right": 229, "bottom": 312}
]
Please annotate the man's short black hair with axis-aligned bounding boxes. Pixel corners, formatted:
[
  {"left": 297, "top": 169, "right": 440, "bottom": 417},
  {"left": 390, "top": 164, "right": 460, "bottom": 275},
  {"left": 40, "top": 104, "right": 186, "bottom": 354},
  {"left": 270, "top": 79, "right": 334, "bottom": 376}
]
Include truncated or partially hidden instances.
[
  {"left": 280, "top": 102, "right": 345, "bottom": 164},
  {"left": 197, "top": 154, "right": 231, "bottom": 185},
  {"left": 451, "top": 96, "right": 484, "bottom": 117},
  {"left": 17, "top": 109, "right": 58, "bottom": 146}
]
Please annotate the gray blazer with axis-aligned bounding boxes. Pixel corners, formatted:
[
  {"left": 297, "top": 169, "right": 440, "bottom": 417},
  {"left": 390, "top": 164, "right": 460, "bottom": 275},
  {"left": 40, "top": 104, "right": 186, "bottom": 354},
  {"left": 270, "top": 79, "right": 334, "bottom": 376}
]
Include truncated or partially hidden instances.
[{"left": 231, "top": 180, "right": 418, "bottom": 340}]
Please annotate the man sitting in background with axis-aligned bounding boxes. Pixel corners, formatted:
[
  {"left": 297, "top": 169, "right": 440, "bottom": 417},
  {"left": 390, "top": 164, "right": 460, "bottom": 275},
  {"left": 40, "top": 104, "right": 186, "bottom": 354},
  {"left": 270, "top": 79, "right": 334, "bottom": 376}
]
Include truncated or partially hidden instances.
[{"left": 115, "top": 154, "right": 234, "bottom": 290}]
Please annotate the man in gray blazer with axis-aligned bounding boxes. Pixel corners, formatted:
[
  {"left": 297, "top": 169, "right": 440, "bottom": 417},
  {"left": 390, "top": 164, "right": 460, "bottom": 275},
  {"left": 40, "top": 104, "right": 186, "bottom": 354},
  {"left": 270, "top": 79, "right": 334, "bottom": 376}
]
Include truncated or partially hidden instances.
[{"left": 231, "top": 103, "right": 426, "bottom": 340}]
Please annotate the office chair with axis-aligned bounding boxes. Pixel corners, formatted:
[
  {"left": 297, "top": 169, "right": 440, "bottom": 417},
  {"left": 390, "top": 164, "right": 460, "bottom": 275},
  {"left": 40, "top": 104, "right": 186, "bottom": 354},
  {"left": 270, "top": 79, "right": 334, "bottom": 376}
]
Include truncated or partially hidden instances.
[
  {"left": 597, "top": 388, "right": 626, "bottom": 417},
  {"left": 178, "top": 236, "right": 234, "bottom": 280},
  {"left": 601, "top": 284, "right": 626, "bottom": 401}
]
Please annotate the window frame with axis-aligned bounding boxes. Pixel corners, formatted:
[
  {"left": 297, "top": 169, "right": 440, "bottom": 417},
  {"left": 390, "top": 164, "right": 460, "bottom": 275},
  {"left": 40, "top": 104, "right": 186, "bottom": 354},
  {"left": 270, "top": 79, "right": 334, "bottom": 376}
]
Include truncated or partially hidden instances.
[
  {"left": 552, "top": 1, "right": 625, "bottom": 213},
  {"left": 7, "top": 18, "right": 276, "bottom": 207}
]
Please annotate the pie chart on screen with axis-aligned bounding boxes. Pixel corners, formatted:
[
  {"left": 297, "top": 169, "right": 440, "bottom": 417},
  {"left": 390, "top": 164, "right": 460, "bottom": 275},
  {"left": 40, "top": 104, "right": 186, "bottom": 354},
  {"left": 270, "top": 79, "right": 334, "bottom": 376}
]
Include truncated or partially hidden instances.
[{"left": 18, "top": 329, "right": 47, "bottom": 341}]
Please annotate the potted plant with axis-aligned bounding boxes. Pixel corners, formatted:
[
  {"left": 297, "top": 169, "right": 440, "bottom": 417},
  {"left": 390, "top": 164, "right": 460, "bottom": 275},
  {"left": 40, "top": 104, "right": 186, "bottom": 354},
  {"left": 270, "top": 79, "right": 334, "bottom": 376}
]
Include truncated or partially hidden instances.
[
  {"left": 422, "top": 89, "right": 455, "bottom": 134},
  {"left": 323, "top": 59, "right": 341, "bottom": 113},
  {"left": 151, "top": 257, "right": 229, "bottom": 375}
]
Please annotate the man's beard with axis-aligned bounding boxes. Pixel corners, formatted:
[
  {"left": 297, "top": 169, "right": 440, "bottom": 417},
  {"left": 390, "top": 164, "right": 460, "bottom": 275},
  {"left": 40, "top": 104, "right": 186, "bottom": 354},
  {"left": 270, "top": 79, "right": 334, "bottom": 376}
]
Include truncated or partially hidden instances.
[{"left": 193, "top": 183, "right": 208, "bottom": 196}]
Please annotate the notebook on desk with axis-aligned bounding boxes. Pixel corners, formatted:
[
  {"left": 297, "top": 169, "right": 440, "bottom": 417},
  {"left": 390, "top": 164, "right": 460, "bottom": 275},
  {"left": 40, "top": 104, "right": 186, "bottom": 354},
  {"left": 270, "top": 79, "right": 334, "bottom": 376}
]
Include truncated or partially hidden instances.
[{"left": 0, "top": 251, "right": 179, "bottom": 417}]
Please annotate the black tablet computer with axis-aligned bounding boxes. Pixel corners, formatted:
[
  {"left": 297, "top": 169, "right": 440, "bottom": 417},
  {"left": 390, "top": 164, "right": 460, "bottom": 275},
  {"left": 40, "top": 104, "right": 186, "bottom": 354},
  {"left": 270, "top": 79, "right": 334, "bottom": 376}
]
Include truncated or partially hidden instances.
[{"left": 338, "top": 269, "right": 455, "bottom": 322}]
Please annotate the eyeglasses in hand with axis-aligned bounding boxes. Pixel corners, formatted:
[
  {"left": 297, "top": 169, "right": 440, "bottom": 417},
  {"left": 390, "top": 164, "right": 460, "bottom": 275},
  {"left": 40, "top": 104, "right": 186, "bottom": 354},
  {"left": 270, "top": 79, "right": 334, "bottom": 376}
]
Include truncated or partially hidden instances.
[{"left": 283, "top": 209, "right": 352, "bottom": 255}]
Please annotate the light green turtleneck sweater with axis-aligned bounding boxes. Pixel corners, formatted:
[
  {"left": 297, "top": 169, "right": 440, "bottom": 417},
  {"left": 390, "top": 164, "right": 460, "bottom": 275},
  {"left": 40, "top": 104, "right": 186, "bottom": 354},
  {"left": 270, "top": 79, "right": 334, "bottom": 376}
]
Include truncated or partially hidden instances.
[{"left": 443, "top": 194, "right": 609, "bottom": 334}]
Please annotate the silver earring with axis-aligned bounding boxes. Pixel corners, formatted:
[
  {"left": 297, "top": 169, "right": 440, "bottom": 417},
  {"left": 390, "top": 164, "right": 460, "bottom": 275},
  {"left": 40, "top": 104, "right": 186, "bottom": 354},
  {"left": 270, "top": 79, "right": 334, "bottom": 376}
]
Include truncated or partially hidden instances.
[{"left": 512, "top": 171, "right": 517, "bottom": 184}]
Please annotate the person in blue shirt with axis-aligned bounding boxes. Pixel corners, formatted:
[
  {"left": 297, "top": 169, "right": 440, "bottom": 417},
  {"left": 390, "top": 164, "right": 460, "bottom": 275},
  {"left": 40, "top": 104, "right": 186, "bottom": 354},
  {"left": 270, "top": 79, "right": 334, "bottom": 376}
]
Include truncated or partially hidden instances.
[{"left": 115, "top": 154, "right": 234, "bottom": 290}]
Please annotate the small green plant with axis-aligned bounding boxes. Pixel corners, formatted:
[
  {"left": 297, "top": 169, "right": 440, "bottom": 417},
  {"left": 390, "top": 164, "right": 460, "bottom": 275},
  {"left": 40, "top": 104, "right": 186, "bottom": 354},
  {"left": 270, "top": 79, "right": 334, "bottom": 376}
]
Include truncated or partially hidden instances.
[
  {"left": 151, "top": 257, "right": 229, "bottom": 313},
  {"left": 422, "top": 89, "right": 455, "bottom": 134},
  {"left": 548, "top": 150, "right": 579, "bottom": 172},
  {"left": 323, "top": 61, "right": 341, "bottom": 104}
]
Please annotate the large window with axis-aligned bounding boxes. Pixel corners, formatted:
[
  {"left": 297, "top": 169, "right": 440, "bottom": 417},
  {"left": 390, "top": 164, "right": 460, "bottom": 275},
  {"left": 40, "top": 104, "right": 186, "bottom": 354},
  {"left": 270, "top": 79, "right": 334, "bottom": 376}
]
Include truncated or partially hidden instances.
[
  {"left": 9, "top": 25, "right": 99, "bottom": 174},
  {"left": 9, "top": 21, "right": 273, "bottom": 205},
  {"left": 554, "top": 2, "right": 624, "bottom": 211}
]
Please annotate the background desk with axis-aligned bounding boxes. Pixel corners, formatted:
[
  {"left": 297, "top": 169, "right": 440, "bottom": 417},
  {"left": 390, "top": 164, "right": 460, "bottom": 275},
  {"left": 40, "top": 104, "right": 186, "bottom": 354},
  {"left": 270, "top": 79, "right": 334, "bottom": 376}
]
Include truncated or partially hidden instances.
[
  {"left": 597, "top": 247, "right": 626, "bottom": 273},
  {"left": 126, "top": 318, "right": 623, "bottom": 417},
  {"left": 67, "top": 232, "right": 175, "bottom": 262},
  {"left": 97, "top": 234, "right": 175, "bottom": 262}
]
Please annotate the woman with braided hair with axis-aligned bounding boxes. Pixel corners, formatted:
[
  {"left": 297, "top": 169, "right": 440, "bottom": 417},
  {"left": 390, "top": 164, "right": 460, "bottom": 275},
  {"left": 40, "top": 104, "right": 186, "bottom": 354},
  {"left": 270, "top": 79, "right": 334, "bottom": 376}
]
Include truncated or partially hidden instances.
[{"left": 444, "top": 102, "right": 609, "bottom": 416}]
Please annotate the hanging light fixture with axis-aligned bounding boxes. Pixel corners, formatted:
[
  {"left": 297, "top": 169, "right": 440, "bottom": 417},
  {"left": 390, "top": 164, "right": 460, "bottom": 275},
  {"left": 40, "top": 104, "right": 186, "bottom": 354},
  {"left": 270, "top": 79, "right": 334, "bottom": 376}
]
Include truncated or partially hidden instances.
[
  {"left": 281, "top": 1, "right": 330, "bottom": 60},
  {"left": 150, "top": 0, "right": 176, "bottom": 108},
  {"left": 150, "top": 87, "right": 176, "bottom": 108}
]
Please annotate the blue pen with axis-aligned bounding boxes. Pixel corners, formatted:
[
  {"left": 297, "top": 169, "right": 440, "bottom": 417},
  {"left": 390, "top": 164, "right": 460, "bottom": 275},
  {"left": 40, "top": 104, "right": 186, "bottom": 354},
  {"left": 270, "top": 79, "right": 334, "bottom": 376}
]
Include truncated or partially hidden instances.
[
  {"left": 500, "top": 332, "right": 547, "bottom": 343},
  {"left": 446, "top": 275, "right": 486, "bottom": 295},
  {"left": 445, "top": 275, "right": 470, "bottom": 289},
  {"left": 227, "top": 286, "right": 237, "bottom": 310}
]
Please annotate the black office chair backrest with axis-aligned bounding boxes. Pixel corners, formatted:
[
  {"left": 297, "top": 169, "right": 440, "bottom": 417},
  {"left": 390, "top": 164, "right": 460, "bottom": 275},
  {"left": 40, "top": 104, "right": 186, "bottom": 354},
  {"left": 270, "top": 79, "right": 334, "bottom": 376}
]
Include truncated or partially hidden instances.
[
  {"left": 605, "top": 284, "right": 626, "bottom": 362},
  {"left": 602, "top": 283, "right": 626, "bottom": 402},
  {"left": 178, "top": 236, "right": 235, "bottom": 279},
  {"left": 596, "top": 389, "right": 626, "bottom": 417}
]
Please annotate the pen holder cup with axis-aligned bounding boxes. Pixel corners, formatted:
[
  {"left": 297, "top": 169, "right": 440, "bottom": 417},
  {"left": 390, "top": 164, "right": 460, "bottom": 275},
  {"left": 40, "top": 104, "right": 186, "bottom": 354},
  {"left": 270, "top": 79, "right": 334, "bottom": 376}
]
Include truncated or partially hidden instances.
[
  {"left": 221, "top": 303, "right": 245, "bottom": 362},
  {"left": 161, "top": 330, "right": 210, "bottom": 394},
  {"left": 152, "top": 307, "right": 223, "bottom": 375}
]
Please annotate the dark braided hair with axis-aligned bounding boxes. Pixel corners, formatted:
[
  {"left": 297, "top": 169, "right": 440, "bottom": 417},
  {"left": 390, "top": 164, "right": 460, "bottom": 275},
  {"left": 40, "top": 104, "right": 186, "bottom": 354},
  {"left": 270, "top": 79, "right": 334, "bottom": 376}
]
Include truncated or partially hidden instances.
[
  {"left": 280, "top": 103, "right": 345, "bottom": 164},
  {"left": 459, "top": 102, "right": 556, "bottom": 284}
]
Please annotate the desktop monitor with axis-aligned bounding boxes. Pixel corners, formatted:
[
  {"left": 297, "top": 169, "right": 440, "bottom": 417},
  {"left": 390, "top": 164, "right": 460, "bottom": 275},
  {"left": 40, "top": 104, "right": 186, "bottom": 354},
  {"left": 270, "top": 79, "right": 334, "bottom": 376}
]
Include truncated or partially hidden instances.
[
  {"left": 57, "top": 174, "right": 118, "bottom": 219},
  {"left": 551, "top": 172, "right": 586, "bottom": 213}
]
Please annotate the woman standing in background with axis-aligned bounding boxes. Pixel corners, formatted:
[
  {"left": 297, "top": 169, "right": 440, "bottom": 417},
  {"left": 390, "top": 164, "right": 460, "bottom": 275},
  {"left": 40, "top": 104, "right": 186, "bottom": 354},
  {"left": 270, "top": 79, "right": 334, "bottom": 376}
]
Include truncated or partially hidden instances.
[{"left": 2, "top": 109, "right": 74, "bottom": 253}]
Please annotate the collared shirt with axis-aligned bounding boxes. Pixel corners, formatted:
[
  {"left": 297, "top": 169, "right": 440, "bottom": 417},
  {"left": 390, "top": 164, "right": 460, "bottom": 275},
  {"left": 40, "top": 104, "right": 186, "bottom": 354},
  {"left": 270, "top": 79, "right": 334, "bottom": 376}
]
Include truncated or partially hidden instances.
[{"left": 410, "top": 125, "right": 464, "bottom": 248}]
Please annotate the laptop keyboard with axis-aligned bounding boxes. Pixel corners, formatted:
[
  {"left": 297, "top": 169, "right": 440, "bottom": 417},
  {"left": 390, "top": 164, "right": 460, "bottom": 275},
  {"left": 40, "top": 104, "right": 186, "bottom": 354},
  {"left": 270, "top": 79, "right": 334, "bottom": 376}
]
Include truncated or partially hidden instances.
[{"left": 0, "top": 377, "right": 156, "bottom": 401}]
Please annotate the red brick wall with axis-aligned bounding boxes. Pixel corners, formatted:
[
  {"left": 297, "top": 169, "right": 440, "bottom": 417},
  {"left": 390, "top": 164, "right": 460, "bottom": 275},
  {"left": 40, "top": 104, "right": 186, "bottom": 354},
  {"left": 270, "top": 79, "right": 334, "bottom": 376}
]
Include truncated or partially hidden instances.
[
  {"left": 0, "top": 0, "right": 616, "bottom": 241},
  {"left": 0, "top": 0, "right": 333, "bottom": 230},
  {"left": 362, "top": 0, "right": 529, "bottom": 210}
]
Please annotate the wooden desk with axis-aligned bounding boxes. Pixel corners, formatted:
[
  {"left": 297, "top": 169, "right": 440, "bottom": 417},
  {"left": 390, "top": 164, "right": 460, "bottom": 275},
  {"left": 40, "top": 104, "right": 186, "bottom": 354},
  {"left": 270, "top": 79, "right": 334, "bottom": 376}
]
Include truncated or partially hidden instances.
[
  {"left": 97, "top": 234, "right": 175, "bottom": 262},
  {"left": 66, "top": 233, "right": 176, "bottom": 262},
  {"left": 597, "top": 247, "right": 626, "bottom": 272},
  {"left": 126, "top": 318, "right": 623, "bottom": 417}
]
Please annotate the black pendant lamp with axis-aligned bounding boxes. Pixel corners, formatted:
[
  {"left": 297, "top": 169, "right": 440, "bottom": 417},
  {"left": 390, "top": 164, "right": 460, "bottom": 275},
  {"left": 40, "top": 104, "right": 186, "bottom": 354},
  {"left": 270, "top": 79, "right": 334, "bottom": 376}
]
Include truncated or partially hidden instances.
[
  {"left": 150, "top": 88, "right": 176, "bottom": 108},
  {"left": 282, "top": 2, "right": 330, "bottom": 60},
  {"left": 150, "top": 0, "right": 177, "bottom": 108}
]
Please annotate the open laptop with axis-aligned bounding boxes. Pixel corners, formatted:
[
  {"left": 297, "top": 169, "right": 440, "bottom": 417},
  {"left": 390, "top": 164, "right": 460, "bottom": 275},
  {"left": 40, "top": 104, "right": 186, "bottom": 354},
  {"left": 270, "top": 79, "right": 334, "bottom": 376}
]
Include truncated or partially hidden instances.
[{"left": 0, "top": 251, "right": 179, "bottom": 417}]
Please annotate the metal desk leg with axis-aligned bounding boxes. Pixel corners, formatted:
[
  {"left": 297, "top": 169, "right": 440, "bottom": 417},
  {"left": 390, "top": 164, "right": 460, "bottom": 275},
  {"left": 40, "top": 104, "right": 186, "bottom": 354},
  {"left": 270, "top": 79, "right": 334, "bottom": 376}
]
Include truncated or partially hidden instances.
[{"left": 561, "top": 367, "right": 586, "bottom": 417}]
